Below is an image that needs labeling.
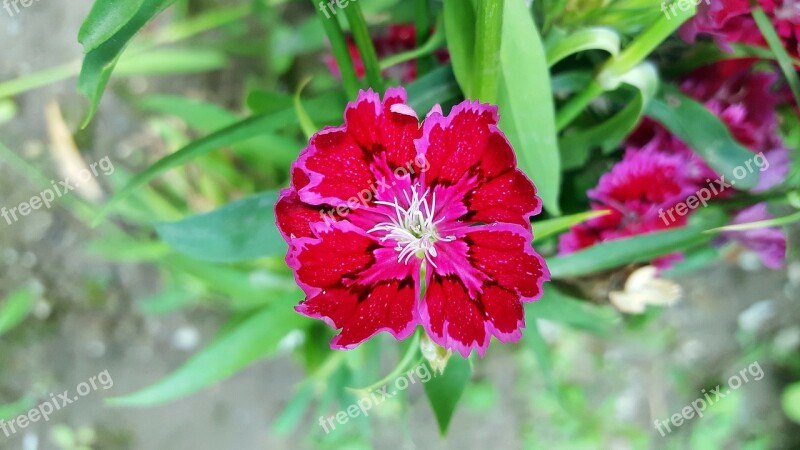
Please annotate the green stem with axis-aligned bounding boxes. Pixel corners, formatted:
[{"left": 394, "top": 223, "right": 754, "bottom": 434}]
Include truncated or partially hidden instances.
[
  {"left": 344, "top": 3, "right": 384, "bottom": 92},
  {"left": 312, "top": 0, "right": 361, "bottom": 99},
  {"left": 555, "top": 80, "right": 603, "bottom": 130},
  {"left": 473, "top": 0, "right": 504, "bottom": 103}
]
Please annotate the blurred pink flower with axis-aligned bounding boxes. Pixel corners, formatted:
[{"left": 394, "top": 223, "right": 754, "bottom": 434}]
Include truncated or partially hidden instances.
[
  {"left": 558, "top": 145, "right": 697, "bottom": 254},
  {"left": 723, "top": 203, "right": 787, "bottom": 268},
  {"left": 680, "top": 0, "right": 800, "bottom": 58}
]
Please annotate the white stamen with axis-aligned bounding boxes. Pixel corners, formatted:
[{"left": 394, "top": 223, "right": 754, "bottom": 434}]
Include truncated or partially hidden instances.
[{"left": 367, "top": 184, "right": 455, "bottom": 268}]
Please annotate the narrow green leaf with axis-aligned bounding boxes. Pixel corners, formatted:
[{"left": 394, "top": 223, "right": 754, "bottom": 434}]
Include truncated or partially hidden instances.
[
  {"left": 752, "top": 6, "right": 800, "bottom": 107},
  {"left": 78, "top": 0, "right": 177, "bottom": 127},
  {"left": 707, "top": 210, "right": 800, "bottom": 232},
  {"left": 0, "top": 287, "right": 35, "bottom": 337},
  {"left": 533, "top": 209, "right": 610, "bottom": 242},
  {"left": 546, "top": 27, "right": 620, "bottom": 67},
  {"left": 294, "top": 77, "right": 318, "bottom": 139},
  {"left": 498, "top": 0, "right": 561, "bottom": 215},
  {"left": 344, "top": 2, "right": 384, "bottom": 91},
  {"left": 78, "top": 0, "right": 146, "bottom": 52},
  {"left": 115, "top": 48, "right": 228, "bottom": 75},
  {"left": 310, "top": 0, "right": 360, "bottom": 99},
  {"left": 647, "top": 90, "right": 760, "bottom": 190},
  {"left": 108, "top": 306, "right": 305, "bottom": 407},
  {"left": 443, "top": 0, "right": 477, "bottom": 97},
  {"left": 155, "top": 192, "right": 285, "bottom": 263},
  {"left": 424, "top": 355, "right": 471, "bottom": 435},
  {"left": 547, "top": 208, "right": 728, "bottom": 278},
  {"left": 92, "top": 92, "right": 346, "bottom": 225}
]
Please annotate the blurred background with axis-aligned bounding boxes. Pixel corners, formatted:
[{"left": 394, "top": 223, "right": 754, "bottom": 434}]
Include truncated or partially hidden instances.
[{"left": 1, "top": 0, "right": 799, "bottom": 449}]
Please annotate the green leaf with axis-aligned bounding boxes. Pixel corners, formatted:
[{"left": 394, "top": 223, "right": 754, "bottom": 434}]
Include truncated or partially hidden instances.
[
  {"left": 78, "top": 0, "right": 177, "bottom": 127},
  {"left": 115, "top": 48, "right": 227, "bottom": 75},
  {"left": 443, "top": 0, "right": 477, "bottom": 97},
  {"left": 498, "top": 0, "right": 561, "bottom": 215},
  {"left": 546, "top": 27, "right": 620, "bottom": 67},
  {"left": 547, "top": 208, "right": 728, "bottom": 278},
  {"left": 527, "top": 287, "right": 618, "bottom": 335},
  {"left": 647, "top": 90, "right": 760, "bottom": 191},
  {"left": 108, "top": 306, "right": 305, "bottom": 407},
  {"left": 78, "top": 0, "right": 146, "bottom": 52},
  {"left": 155, "top": 192, "right": 285, "bottom": 263},
  {"left": 0, "top": 287, "right": 35, "bottom": 337},
  {"left": 424, "top": 355, "right": 472, "bottom": 435},
  {"left": 533, "top": 209, "right": 610, "bottom": 242}
]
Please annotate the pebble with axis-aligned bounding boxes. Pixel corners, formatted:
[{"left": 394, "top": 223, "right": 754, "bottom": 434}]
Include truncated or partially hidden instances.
[
  {"left": 172, "top": 325, "right": 201, "bottom": 351},
  {"left": 737, "top": 300, "right": 776, "bottom": 333}
]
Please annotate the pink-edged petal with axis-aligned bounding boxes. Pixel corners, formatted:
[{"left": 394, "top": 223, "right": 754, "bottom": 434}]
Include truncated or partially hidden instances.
[
  {"left": 297, "top": 126, "right": 375, "bottom": 206},
  {"left": 295, "top": 287, "right": 359, "bottom": 330},
  {"left": 275, "top": 189, "right": 327, "bottom": 240},
  {"left": 465, "top": 224, "right": 549, "bottom": 301},
  {"left": 328, "top": 279, "right": 420, "bottom": 349},
  {"left": 467, "top": 169, "right": 540, "bottom": 228},
  {"left": 418, "top": 100, "right": 516, "bottom": 185},
  {"left": 344, "top": 88, "right": 421, "bottom": 169},
  {"left": 421, "top": 276, "right": 490, "bottom": 358},
  {"left": 482, "top": 284, "right": 526, "bottom": 342},
  {"left": 289, "top": 221, "right": 376, "bottom": 294}
]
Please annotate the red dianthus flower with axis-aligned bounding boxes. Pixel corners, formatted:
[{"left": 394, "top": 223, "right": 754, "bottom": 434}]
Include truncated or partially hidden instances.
[{"left": 276, "top": 88, "right": 549, "bottom": 357}]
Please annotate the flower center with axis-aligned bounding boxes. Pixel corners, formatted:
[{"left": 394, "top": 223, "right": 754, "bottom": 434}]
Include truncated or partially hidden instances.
[{"left": 368, "top": 185, "right": 454, "bottom": 268}]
